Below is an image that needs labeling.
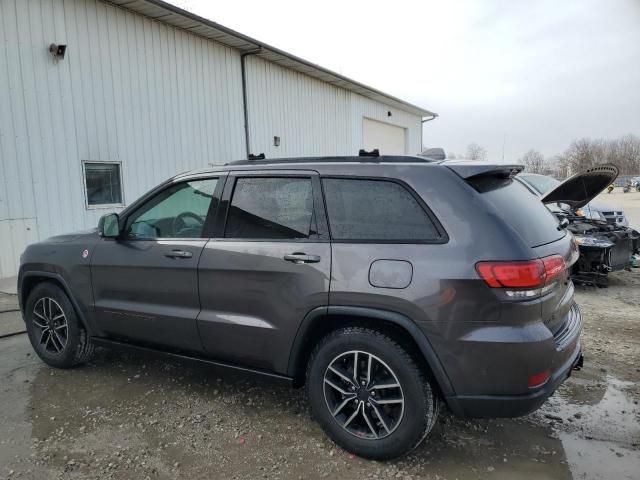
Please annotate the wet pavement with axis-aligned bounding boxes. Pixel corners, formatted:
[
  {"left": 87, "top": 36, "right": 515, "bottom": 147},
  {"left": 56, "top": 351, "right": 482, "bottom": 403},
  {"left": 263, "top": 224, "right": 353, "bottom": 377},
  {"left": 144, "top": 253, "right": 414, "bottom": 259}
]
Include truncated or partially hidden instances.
[{"left": 1, "top": 271, "right": 639, "bottom": 480}]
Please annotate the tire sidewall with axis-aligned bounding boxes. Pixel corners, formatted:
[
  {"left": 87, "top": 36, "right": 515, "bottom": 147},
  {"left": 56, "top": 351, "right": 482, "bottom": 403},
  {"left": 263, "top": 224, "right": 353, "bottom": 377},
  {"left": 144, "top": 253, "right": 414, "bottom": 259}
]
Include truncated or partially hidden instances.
[
  {"left": 25, "top": 283, "right": 84, "bottom": 368},
  {"left": 307, "top": 329, "right": 435, "bottom": 459}
]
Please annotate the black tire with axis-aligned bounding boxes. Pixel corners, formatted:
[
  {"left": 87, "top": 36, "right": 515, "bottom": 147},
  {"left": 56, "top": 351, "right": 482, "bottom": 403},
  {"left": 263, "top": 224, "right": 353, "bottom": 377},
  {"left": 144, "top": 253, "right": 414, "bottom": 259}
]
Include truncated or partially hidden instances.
[
  {"left": 25, "top": 282, "right": 94, "bottom": 368},
  {"left": 306, "top": 327, "right": 439, "bottom": 460}
]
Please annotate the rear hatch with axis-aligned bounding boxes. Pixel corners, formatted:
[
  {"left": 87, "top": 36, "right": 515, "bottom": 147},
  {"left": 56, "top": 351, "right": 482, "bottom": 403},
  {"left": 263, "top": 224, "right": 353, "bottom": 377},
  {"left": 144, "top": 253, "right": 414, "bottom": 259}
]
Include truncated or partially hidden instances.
[{"left": 446, "top": 162, "right": 577, "bottom": 335}]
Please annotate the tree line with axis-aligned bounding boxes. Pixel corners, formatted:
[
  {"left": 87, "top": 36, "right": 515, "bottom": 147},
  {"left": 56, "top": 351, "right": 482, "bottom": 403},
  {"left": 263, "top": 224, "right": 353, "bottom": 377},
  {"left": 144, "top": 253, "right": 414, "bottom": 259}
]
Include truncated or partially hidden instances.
[{"left": 446, "top": 134, "right": 640, "bottom": 178}]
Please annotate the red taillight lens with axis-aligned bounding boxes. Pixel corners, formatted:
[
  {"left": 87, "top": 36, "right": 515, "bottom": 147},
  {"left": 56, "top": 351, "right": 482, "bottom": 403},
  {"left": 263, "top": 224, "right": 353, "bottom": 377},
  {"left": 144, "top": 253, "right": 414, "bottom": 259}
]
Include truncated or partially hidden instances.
[
  {"left": 475, "top": 260, "right": 545, "bottom": 288},
  {"left": 542, "top": 255, "right": 565, "bottom": 282},
  {"left": 476, "top": 255, "right": 566, "bottom": 289},
  {"left": 528, "top": 370, "right": 550, "bottom": 388}
]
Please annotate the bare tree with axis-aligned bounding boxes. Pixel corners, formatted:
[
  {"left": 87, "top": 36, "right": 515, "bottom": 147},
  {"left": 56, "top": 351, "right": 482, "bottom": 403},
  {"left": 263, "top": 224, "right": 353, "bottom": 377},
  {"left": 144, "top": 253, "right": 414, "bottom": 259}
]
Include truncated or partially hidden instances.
[
  {"left": 466, "top": 143, "right": 487, "bottom": 161},
  {"left": 520, "top": 149, "right": 547, "bottom": 174},
  {"left": 556, "top": 135, "right": 640, "bottom": 175}
]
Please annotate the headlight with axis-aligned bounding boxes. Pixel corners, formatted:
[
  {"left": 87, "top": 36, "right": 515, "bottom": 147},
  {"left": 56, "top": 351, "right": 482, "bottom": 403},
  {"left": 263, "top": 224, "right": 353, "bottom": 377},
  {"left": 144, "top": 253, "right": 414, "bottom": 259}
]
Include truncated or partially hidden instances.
[
  {"left": 578, "top": 209, "right": 606, "bottom": 221},
  {"left": 574, "top": 235, "right": 614, "bottom": 248}
]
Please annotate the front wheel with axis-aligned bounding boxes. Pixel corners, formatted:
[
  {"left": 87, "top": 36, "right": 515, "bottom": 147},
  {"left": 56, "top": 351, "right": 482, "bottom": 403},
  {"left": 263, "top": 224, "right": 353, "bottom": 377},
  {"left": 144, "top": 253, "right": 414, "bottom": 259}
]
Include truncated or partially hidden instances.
[
  {"left": 306, "top": 327, "right": 439, "bottom": 460},
  {"left": 25, "top": 282, "right": 95, "bottom": 368}
]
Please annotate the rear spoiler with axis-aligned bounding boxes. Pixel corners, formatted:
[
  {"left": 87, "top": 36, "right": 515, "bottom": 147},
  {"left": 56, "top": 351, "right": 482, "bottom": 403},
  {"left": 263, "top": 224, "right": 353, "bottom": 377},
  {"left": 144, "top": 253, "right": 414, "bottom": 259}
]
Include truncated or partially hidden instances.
[{"left": 443, "top": 162, "right": 523, "bottom": 179}]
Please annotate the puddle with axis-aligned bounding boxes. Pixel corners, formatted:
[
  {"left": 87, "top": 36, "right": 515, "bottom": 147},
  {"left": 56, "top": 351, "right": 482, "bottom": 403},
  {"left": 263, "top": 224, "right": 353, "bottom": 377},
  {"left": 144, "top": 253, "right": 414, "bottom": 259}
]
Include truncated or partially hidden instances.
[
  {"left": 2, "top": 333, "right": 638, "bottom": 480},
  {"left": 542, "top": 375, "right": 640, "bottom": 480}
]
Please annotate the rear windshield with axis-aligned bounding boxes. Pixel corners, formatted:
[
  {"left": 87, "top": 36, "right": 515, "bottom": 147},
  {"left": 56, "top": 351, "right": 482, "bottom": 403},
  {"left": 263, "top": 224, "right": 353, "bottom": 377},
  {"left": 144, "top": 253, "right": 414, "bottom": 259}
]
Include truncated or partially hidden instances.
[{"left": 470, "top": 176, "right": 565, "bottom": 247}]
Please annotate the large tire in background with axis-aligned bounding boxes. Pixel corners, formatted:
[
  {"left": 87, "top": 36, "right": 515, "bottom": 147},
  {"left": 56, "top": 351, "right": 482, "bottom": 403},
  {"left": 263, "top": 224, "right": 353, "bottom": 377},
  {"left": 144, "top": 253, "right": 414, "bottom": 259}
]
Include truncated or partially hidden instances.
[
  {"left": 306, "top": 327, "right": 439, "bottom": 460},
  {"left": 24, "top": 282, "right": 94, "bottom": 368}
]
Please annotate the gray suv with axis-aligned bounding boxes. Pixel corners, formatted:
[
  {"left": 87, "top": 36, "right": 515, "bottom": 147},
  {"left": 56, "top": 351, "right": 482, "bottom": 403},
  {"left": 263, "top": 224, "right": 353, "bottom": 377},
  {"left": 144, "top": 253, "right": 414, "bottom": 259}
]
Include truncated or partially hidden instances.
[{"left": 18, "top": 156, "right": 583, "bottom": 459}]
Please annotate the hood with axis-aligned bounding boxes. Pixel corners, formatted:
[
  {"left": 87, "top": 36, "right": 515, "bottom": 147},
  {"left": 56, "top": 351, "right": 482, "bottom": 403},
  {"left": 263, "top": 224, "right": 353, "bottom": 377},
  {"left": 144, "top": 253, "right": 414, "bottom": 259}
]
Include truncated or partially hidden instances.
[
  {"left": 540, "top": 164, "right": 619, "bottom": 209},
  {"left": 45, "top": 228, "right": 98, "bottom": 244}
]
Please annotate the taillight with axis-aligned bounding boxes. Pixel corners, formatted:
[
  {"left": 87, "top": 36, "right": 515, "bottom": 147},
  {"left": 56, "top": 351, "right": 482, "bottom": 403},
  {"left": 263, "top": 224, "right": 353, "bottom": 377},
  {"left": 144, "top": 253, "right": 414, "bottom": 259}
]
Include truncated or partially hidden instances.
[
  {"left": 475, "top": 260, "right": 545, "bottom": 289},
  {"left": 542, "top": 255, "right": 565, "bottom": 282},
  {"left": 476, "top": 255, "right": 566, "bottom": 298}
]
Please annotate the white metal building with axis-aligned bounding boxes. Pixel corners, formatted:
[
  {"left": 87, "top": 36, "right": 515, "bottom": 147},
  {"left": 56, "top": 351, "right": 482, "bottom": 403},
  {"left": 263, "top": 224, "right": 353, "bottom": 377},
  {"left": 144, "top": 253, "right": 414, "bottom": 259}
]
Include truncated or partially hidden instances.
[{"left": 0, "top": 0, "right": 436, "bottom": 280}]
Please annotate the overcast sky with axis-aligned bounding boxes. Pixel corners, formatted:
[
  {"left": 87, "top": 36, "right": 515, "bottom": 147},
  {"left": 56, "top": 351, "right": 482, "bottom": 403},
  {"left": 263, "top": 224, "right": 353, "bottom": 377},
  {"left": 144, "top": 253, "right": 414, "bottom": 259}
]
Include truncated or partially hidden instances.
[{"left": 170, "top": 0, "right": 640, "bottom": 162}]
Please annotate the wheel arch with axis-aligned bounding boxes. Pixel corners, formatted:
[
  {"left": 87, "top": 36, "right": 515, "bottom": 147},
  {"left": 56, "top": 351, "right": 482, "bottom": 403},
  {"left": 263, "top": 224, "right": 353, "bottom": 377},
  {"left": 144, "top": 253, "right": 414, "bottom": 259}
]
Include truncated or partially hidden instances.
[
  {"left": 19, "top": 271, "right": 94, "bottom": 335},
  {"left": 287, "top": 306, "right": 455, "bottom": 397}
]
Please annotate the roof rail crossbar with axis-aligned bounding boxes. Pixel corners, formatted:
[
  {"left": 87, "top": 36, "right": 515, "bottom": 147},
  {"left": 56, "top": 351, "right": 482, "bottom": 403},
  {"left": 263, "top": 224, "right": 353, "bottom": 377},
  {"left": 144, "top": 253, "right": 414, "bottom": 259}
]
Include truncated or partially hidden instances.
[{"left": 359, "top": 149, "right": 379, "bottom": 157}]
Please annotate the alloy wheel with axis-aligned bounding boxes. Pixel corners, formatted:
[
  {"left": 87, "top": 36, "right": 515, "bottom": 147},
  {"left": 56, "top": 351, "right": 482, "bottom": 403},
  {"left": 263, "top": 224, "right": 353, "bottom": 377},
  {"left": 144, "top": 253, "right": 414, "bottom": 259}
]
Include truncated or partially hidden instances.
[
  {"left": 323, "top": 350, "right": 405, "bottom": 439},
  {"left": 32, "top": 297, "right": 68, "bottom": 354}
]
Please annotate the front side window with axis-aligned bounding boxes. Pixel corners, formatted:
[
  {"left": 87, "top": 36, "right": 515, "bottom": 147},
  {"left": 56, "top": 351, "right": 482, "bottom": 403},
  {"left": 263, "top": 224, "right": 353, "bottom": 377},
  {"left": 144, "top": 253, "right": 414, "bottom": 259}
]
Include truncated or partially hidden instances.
[
  {"left": 322, "top": 178, "right": 441, "bottom": 242},
  {"left": 125, "top": 178, "right": 218, "bottom": 239},
  {"left": 83, "top": 162, "right": 123, "bottom": 207},
  {"left": 225, "top": 177, "right": 316, "bottom": 239}
]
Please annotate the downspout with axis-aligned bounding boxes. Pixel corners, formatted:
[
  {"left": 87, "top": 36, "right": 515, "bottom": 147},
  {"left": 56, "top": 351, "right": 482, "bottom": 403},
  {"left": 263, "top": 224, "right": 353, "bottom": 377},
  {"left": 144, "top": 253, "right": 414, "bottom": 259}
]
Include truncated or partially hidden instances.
[
  {"left": 420, "top": 113, "right": 438, "bottom": 152},
  {"left": 241, "top": 48, "right": 262, "bottom": 159}
]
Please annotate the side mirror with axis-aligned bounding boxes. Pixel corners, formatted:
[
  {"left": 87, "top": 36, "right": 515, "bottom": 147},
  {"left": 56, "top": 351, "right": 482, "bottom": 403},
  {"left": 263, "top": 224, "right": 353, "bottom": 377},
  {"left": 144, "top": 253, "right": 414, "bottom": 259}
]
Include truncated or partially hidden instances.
[{"left": 98, "top": 213, "right": 121, "bottom": 238}]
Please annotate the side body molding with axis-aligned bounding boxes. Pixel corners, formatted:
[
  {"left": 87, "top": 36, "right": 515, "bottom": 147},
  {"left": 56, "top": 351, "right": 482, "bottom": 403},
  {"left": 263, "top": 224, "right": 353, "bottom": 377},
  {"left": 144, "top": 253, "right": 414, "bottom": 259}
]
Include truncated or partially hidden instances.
[{"left": 287, "top": 305, "right": 455, "bottom": 397}]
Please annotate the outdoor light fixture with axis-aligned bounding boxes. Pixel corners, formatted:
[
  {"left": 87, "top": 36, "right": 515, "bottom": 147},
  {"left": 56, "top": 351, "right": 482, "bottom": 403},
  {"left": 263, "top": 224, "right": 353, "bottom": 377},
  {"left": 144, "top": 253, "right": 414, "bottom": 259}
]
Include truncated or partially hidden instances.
[
  {"left": 274, "top": 136, "right": 281, "bottom": 147},
  {"left": 387, "top": 111, "right": 392, "bottom": 117},
  {"left": 49, "top": 43, "right": 67, "bottom": 62}
]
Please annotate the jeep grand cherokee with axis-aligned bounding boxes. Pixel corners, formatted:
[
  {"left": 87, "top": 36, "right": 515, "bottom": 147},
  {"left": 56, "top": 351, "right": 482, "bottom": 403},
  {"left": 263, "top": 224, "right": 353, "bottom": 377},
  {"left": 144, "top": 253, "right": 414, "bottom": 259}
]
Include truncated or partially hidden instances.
[{"left": 18, "top": 156, "right": 583, "bottom": 459}]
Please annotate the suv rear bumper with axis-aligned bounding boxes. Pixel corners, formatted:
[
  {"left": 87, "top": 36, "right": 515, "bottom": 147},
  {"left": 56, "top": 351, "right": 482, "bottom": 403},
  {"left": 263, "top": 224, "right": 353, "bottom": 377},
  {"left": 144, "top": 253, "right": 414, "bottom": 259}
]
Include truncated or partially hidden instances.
[{"left": 445, "top": 343, "right": 583, "bottom": 418}]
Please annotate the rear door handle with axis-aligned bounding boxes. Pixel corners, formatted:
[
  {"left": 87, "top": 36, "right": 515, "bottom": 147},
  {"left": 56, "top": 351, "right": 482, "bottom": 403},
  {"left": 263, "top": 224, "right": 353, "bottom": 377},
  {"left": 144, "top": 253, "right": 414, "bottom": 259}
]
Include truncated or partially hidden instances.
[
  {"left": 165, "top": 249, "right": 193, "bottom": 259},
  {"left": 283, "top": 253, "right": 321, "bottom": 264}
]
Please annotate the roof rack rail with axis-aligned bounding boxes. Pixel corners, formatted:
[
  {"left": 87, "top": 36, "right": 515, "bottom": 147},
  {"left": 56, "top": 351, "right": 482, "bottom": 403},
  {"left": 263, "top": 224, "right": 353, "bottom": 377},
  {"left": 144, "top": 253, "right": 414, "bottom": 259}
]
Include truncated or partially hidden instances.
[
  {"left": 224, "top": 155, "right": 436, "bottom": 166},
  {"left": 359, "top": 149, "right": 379, "bottom": 157},
  {"left": 248, "top": 153, "right": 266, "bottom": 161}
]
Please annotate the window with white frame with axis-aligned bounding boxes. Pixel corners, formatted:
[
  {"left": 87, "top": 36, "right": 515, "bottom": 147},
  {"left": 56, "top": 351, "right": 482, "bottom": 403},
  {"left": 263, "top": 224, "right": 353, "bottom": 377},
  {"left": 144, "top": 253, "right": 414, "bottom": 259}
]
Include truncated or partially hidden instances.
[{"left": 83, "top": 161, "right": 123, "bottom": 207}]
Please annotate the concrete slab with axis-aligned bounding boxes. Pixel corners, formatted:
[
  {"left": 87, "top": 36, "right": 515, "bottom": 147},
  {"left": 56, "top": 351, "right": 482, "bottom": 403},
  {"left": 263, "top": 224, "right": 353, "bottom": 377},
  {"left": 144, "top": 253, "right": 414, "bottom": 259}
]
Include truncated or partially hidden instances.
[
  {"left": 0, "top": 310, "right": 24, "bottom": 337},
  {"left": 0, "top": 276, "right": 18, "bottom": 295}
]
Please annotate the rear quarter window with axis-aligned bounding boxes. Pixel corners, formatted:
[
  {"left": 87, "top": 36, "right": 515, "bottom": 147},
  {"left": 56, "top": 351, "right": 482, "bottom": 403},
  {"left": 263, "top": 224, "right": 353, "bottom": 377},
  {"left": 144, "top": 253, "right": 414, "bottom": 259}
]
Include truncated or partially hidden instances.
[
  {"left": 321, "top": 178, "right": 443, "bottom": 242},
  {"left": 470, "top": 176, "right": 564, "bottom": 247}
]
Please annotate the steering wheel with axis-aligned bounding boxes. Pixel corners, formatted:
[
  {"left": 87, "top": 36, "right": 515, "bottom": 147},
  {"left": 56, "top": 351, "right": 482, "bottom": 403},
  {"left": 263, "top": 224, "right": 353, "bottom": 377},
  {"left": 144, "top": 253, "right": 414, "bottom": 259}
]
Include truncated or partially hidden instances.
[{"left": 173, "top": 212, "right": 204, "bottom": 237}]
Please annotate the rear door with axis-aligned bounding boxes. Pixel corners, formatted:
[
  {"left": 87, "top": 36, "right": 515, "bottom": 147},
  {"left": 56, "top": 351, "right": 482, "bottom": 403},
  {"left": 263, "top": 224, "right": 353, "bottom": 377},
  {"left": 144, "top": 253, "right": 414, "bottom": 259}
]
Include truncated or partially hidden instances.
[
  {"left": 197, "top": 170, "right": 330, "bottom": 373},
  {"left": 90, "top": 176, "right": 224, "bottom": 351}
]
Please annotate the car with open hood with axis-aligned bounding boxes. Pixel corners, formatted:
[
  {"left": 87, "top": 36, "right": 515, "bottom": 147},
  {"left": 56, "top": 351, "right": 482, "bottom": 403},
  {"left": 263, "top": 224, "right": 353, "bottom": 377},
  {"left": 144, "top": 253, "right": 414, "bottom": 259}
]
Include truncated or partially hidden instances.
[
  {"left": 516, "top": 169, "right": 629, "bottom": 227},
  {"left": 516, "top": 164, "right": 639, "bottom": 285}
]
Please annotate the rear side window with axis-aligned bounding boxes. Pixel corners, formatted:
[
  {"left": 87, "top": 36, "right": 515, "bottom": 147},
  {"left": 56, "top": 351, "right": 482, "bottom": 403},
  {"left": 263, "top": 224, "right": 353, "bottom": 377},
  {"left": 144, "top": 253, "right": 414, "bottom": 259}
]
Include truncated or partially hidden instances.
[
  {"left": 322, "top": 178, "right": 441, "bottom": 242},
  {"left": 225, "top": 177, "right": 316, "bottom": 239},
  {"left": 470, "top": 176, "right": 564, "bottom": 247}
]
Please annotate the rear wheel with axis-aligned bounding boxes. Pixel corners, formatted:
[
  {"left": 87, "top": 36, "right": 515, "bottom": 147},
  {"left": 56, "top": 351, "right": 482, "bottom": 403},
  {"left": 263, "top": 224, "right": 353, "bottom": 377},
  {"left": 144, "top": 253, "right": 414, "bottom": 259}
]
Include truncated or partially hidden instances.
[
  {"left": 306, "top": 327, "right": 438, "bottom": 460},
  {"left": 25, "top": 282, "right": 94, "bottom": 368}
]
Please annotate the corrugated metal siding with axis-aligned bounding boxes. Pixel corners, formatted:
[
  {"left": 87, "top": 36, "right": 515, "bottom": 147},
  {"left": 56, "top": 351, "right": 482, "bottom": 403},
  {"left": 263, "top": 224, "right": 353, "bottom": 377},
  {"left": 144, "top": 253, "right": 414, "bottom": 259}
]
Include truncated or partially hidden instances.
[
  {"left": 245, "top": 56, "right": 422, "bottom": 158},
  {"left": 0, "top": 0, "right": 423, "bottom": 279},
  {"left": 0, "top": 0, "right": 246, "bottom": 277}
]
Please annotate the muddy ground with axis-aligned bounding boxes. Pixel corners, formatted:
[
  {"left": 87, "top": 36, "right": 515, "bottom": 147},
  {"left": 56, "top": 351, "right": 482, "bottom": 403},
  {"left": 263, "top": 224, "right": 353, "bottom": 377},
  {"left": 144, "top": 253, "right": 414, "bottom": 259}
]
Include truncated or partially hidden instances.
[
  {"left": 1, "top": 192, "right": 639, "bottom": 480},
  {"left": 1, "top": 271, "right": 638, "bottom": 480}
]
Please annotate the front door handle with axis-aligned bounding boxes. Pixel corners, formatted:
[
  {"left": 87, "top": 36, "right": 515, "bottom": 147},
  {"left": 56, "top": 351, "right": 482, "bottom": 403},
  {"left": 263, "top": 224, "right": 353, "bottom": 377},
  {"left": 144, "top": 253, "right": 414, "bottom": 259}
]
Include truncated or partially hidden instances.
[
  {"left": 165, "top": 249, "right": 193, "bottom": 259},
  {"left": 284, "top": 253, "right": 321, "bottom": 264}
]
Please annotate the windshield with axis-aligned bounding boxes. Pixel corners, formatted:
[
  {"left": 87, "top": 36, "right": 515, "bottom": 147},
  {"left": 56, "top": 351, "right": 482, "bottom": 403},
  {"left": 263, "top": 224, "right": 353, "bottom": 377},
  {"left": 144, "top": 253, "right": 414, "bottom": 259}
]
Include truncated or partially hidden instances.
[{"left": 520, "top": 174, "right": 561, "bottom": 195}]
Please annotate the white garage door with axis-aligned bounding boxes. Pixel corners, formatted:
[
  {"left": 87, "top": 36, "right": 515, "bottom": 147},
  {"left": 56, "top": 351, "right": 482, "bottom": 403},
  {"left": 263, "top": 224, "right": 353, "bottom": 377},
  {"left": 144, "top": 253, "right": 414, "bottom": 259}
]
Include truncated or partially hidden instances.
[{"left": 362, "top": 118, "right": 407, "bottom": 155}]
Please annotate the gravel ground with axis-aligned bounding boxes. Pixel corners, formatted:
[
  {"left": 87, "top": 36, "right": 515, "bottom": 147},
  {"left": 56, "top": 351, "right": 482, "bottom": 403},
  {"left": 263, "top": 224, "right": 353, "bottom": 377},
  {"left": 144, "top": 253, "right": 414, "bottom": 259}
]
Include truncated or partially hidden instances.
[{"left": 1, "top": 269, "right": 638, "bottom": 480}]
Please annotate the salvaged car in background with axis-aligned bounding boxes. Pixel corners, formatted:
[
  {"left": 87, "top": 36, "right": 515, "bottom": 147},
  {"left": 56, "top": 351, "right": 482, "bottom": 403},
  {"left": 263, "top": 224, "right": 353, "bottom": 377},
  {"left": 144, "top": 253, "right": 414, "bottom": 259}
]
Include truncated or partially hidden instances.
[
  {"left": 517, "top": 165, "right": 639, "bottom": 286},
  {"left": 517, "top": 172, "right": 629, "bottom": 227}
]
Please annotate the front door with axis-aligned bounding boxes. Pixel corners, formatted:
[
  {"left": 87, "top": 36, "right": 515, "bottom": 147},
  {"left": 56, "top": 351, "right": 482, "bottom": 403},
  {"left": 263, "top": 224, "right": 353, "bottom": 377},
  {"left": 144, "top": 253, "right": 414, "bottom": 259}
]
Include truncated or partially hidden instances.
[
  {"left": 197, "top": 172, "right": 331, "bottom": 372},
  {"left": 91, "top": 176, "right": 223, "bottom": 351}
]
